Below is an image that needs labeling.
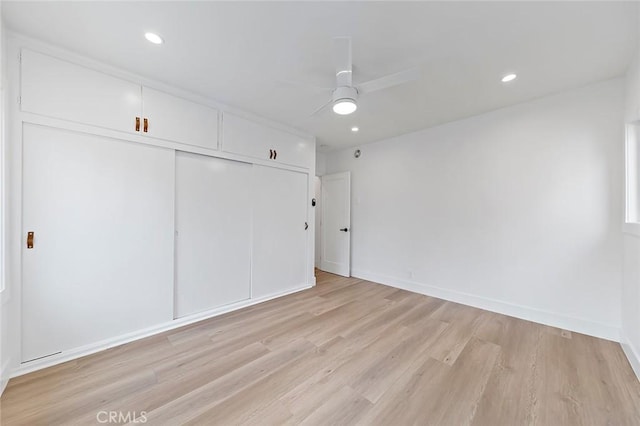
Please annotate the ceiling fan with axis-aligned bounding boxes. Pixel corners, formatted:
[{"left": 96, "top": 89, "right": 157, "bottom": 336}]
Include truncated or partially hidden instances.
[{"left": 298, "top": 37, "right": 421, "bottom": 116}]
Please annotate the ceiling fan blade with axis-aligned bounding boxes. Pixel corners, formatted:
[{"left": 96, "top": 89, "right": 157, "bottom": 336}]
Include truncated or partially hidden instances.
[
  {"left": 310, "top": 98, "right": 332, "bottom": 117},
  {"left": 333, "top": 36, "right": 352, "bottom": 87},
  {"left": 357, "top": 67, "right": 421, "bottom": 95},
  {"left": 275, "top": 80, "right": 332, "bottom": 94}
]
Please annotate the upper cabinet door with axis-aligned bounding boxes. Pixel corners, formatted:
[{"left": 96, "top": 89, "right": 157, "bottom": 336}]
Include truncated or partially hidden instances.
[
  {"left": 20, "top": 49, "right": 142, "bottom": 134},
  {"left": 142, "top": 87, "right": 219, "bottom": 150},
  {"left": 222, "top": 113, "right": 313, "bottom": 168}
]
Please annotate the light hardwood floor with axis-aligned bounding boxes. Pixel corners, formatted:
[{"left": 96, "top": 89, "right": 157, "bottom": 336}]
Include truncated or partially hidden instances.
[{"left": 2, "top": 270, "right": 640, "bottom": 425}]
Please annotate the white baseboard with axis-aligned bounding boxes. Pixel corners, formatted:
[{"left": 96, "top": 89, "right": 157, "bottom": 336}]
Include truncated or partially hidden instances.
[
  {"left": 352, "top": 269, "right": 620, "bottom": 342},
  {"left": 10, "top": 284, "right": 312, "bottom": 379},
  {"left": 621, "top": 332, "right": 640, "bottom": 382}
]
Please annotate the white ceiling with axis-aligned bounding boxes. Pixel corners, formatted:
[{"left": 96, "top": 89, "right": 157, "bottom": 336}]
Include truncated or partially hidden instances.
[{"left": 3, "top": 1, "right": 637, "bottom": 150}]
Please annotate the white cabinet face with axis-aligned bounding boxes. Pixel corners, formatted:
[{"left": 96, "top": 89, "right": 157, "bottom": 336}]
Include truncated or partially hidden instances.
[
  {"left": 20, "top": 49, "right": 142, "bottom": 133},
  {"left": 251, "top": 165, "right": 309, "bottom": 298},
  {"left": 222, "top": 113, "right": 313, "bottom": 168},
  {"left": 142, "top": 87, "right": 219, "bottom": 149},
  {"left": 21, "top": 124, "right": 175, "bottom": 362},
  {"left": 175, "top": 152, "right": 252, "bottom": 318}
]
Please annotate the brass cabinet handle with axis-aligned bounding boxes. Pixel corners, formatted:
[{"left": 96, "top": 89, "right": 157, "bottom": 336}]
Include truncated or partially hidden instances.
[
  {"left": 135, "top": 117, "right": 140, "bottom": 132},
  {"left": 27, "top": 231, "right": 34, "bottom": 249},
  {"left": 143, "top": 118, "right": 149, "bottom": 133}
]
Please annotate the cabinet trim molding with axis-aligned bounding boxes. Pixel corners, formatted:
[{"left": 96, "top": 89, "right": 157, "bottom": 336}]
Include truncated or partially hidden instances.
[{"left": 18, "top": 113, "right": 311, "bottom": 174}]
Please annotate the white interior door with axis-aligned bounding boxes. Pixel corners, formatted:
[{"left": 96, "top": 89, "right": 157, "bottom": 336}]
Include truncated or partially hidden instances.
[
  {"left": 175, "top": 152, "right": 251, "bottom": 318},
  {"left": 22, "top": 124, "right": 175, "bottom": 363},
  {"left": 252, "top": 165, "right": 308, "bottom": 298},
  {"left": 321, "top": 172, "right": 351, "bottom": 277}
]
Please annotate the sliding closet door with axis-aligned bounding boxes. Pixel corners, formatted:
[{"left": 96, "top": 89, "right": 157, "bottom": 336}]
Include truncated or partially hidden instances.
[
  {"left": 175, "top": 152, "right": 252, "bottom": 318},
  {"left": 22, "top": 124, "right": 174, "bottom": 363},
  {"left": 252, "top": 165, "right": 308, "bottom": 298}
]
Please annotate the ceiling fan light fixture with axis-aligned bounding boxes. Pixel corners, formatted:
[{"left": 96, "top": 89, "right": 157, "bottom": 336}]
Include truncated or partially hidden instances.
[
  {"left": 332, "top": 86, "right": 358, "bottom": 115},
  {"left": 333, "top": 99, "right": 357, "bottom": 115}
]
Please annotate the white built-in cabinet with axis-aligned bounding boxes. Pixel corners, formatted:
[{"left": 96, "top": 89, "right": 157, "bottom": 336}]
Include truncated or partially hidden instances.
[
  {"left": 142, "top": 87, "right": 218, "bottom": 150},
  {"left": 22, "top": 124, "right": 175, "bottom": 362},
  {"left": 20, "top": 49, "right": 219, "bottom": 149},
  {"left": 175, "top": 152, "right": 252, "bottom": 318},
  {"left": 21, "top": 49, "right": 142, "bottom": 134},
  {"left": 222, "top": 112, "right": 314, "bottom": 169},
  {"left": 17, "top": 47, "right": 314, "bottom": 365},
  {"left": 252, "top": 166, "right": 309, "bottom": 298},
  {"left": 175, "top": 156, "right": 309, "bottom": 316}
]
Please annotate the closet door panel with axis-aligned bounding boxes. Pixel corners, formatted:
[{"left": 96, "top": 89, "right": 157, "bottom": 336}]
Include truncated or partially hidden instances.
[
  {"left": 21, "top": 49, "right": 142, "bottom": 133},
  {"left": 142, "top": 87, "right": 218, "bottom": 149},
  {"left": 252, "top": 165, "right": 308, "bottom": 298},
  {"left": 175, "top": 152, "right": 251, "bottom": 318},
  {"left": 22, "top": 124, "right": 174, "bottom": 362}
]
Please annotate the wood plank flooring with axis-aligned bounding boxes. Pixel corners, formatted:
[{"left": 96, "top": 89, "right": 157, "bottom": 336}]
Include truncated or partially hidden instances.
[{"left": 2, "top": 270, "right": 640, "bottom": 425}]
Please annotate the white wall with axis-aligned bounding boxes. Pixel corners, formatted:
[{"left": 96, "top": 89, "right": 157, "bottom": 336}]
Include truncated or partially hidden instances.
[
  {"left": 326, "top": 79, "right": 624, "bottom": 341},
  {"left": 622, "top": 20, "right": 640, "bottom": 378},
  {"left": 0, "top": 4, "right": 7, "bottom": 395},
  {"left": 316, "top": 151, "right": 327, "bottom": 176},
  {"left": 1, "top": 29, "right": 21, "bottom": 397},
  {"left": 314, "top": 152, "right": 327, "bottom": 268},
  {"left": 0, "top": 5, "right": 11, "bottom": 396}
]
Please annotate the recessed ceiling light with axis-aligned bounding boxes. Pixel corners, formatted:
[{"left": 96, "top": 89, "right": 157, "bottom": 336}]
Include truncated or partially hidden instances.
[
  {"left": 351, "top": 127, "right": 359, "bottom": 132},
  {"left": 501, "top": 73, "right": 517, "bottom": 83},
  {"left": 145, "top": 32, "right": 164, "bottom": 45}
]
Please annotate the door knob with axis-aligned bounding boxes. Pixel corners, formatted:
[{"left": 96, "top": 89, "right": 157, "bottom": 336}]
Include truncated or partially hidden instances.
[{"left": 340, "top": 228, "right": 349, "bottom": 232}]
